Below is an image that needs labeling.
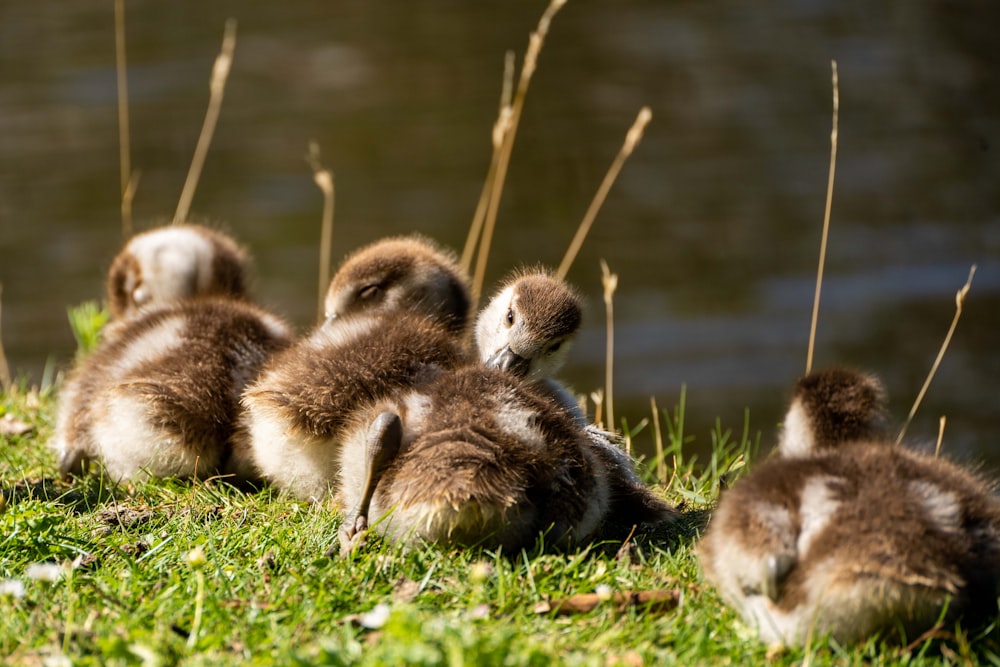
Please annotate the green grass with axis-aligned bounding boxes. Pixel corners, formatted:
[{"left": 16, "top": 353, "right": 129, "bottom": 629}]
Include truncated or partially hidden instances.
[{"left": 3, "top": 384, "right": 1000, "bottom": 666}]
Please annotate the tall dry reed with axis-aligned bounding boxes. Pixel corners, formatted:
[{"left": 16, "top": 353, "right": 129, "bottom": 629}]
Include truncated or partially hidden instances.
[
  {"left": 896, "top": 265, "right": 976, "bottom": 444},
  {"left": 173, "top": 19, "right": 237, "bottom": 225},
  {"left": 806, "top": 60, "right": 839, "bottom": 374},
  {"left": 461, "top": 51, "right": 514, "bottom": 276},
  {"left": 469, "top": 0, "right": 567, "bottom": 305},
  {"left": 114, "top": 0, "right": 134, "bottom": 239},
  {"left": 556, "top": 106, "right": 651, "bottom": 280},
  {"left": 600, "top": 259, "right": 618, "bottom": 435},
  {"left": 307, "top": 142, "right": 336, "bottom": 322}
]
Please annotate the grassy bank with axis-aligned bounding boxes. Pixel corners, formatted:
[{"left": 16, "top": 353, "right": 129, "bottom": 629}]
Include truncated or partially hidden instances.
[{"left": 1, "top": 384, "right": 998, "bottom": 666}]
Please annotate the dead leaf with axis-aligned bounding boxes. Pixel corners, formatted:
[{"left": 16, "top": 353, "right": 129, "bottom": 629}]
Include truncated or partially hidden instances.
[
  {"left": 0, "top": 414, "right": 32, "bottom": 437},
  {"left": 543, "top": 589, "right": 681, "bottom": 616}
]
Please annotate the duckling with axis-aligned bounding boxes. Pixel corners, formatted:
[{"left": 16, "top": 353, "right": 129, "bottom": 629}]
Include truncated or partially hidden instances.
[
  {"left": 475, "top": 270, "right": 679, "bottom": 538},
  {"left": 337, "top": 364, "right": 611, "bottom": 554},
  {"left": 106, "top": 224, "right": 249, "bottom": 319},
  {"left": 698, "top": 368, "right": 1000, "bottom": 646},
  {"left": 52, "top": 298, "right": 292, "bottom": 483},
  {"left": 241, "top": 235, "right": 472, "bottom": 501},
  {"left": 323, "top": 234, "right": 471, "bottom": 334},
  {"left": 475, "top": 269, "right": 582, "bottom": 387},
  {"left": 776, "top": 366, "right": 888, "bottom": 457}
]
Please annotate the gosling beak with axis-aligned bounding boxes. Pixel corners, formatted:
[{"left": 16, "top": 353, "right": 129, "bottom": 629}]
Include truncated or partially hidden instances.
[{"left": 486, "top": 346, "right": 531, "bottom": 377}]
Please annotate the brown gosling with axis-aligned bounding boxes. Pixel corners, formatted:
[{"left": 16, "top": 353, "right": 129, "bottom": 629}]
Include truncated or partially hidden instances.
[
  {"left": 698, "top": 367, "right": 1000, "bottom": 646},
  {"left": 106, "top": 223, "right": 249, "bottom": 319},
  {"left": 337, "top": 364, "right": 611, "bottom": 555},
  {"left": 52, "top": 298, "right": 291, "bottom": 483},
  {"left": 474, "top": 270, "right": 680, "bottom": 539},
  {"left": 323, "top": 234, "right": 471, "bottom": 335},
  {"left": 240, "top": 235, "right": 472, "bottom": 502}
]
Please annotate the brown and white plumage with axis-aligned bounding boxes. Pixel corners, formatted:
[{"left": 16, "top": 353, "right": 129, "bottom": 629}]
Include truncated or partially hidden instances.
[
  {"left": 242, "top": 312, "right": 467, "bottom": 501},
  {"left": 475, "top": 270, "right": 679, "bottom": 539},
  {"left": 475, "top": 270, "right": 582, "bottom": 384},
  {"left": 698, "top": 368, "right": 1000, "bottom": 645},
  {"left": 53, "top": 298, "right": 291, "bottom": 483},
  {"left": 241, "top": 235, "right": 472, "bottom": 501},
  {"left": 336, "top": 271, "right": 680, "bottom": 554},
  {"left": 323, "top": 234, "right": 470, "bottom": 335},
  {"left": 337, "top": 365, "right": 611, "bottom": 553},
  {"left": 106, "top": 224, "right": 249, "bottom": 319}
]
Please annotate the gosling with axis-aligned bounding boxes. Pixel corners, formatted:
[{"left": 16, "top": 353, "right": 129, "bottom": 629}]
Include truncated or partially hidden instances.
[
  {"left": 337, "top": 364, "right": 611, "bottom": 555},
  {"left": 106, "top": 223, "right": 249, "bottom": 319},
  {"left": 53, "top": 298, "right": 291, "bottom": 483},
  {"left": 698, "top": 367, "right": 1000, "bottom": 646},
  {"left": 475, "top": 270, "right": 679, "bottom": 538},
  {"left": 241, "top": 235, "right": 472, "bottom": 501}
]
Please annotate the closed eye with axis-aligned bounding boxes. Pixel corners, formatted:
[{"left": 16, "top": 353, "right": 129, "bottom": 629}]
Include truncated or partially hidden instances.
[{"left": 358, "top": 284, "right": 381, "bottom": 300}]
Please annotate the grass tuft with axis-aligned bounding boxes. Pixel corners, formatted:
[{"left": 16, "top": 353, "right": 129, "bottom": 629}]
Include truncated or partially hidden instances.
[
  {"left": 2, "top": 387, "right": 997, "bottom": 663},
  {"left": 66, "top": 302, "right": 110, "bottom": 360}
]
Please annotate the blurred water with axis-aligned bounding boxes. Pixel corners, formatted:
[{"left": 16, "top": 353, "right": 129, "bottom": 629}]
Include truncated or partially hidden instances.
[{"left": 1, "top": 1, "right": 997, "bottom": 466}]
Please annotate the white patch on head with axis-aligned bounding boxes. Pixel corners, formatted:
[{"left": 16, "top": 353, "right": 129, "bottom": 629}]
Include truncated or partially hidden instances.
[
  {"left": 493, "top": 401, "right": 547, "bottom": 450},
  {"left": 778, "top": 400, "right": 815, "bottom": 457},
  {"left": 796, "top": 476, "right": 842, "bottom": 557},
  {"left": 474, "top": 284, "right": 516, "bottom": 363},
  {"left": 908, "top": 479, "right": 962, "bottom": 534},
  {"left": 127, "top": 227, "right": 215, "bottom": 307}
]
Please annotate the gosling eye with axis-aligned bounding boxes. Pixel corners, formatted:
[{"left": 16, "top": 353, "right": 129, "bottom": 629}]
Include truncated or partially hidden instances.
[
  {"left": 358, "top": 284, "right": 381, "bottom": 300},
  {"left": 505, "top": 308, "right": 515, "bottom": 326},
  {"left": 547, "top": 341, "right": 562, "bottom": 354}
]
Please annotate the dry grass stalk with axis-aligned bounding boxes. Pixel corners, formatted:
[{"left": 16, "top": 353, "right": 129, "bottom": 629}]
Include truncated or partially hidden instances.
[
  {"left": 461, "top": 51, "right": 515, "bottom": 274},
  {"left": 0, "top": 283, "right": 10, "bottom": 392},
  {"left": 590, "top": 390, "right": 604, "bottom": 431},
  {"left": 470, "top": 0, "right": 567, "bottom": 305},
  {"left": 650, "top": 396, "right": 665, "bottom": 483},
  {"left": 122, "top": 170, "right": 140, "bottom": 238},
  {"left": 601, "top": 259, "right": 618, "bottom": 436},
  {"left": 115, "top": 0, "right": 133, "bottom": 239},
  {"left": 307, "top": 142, "right": 336, "bottom": 322},
  {"left": 935, "top": 416, "right": 946, "bottom": 458},
  {"left": 556, "top": 106, "right": 652, "bottom": 280},
  {"left": 896, "top": 265, "right": 976, "bottom": 444},
  {"left": 173, "top": 19, "right": 238, "bottom": 225},
  {"left": 805, "top": 60, "right": 839, "bottom": 374}
]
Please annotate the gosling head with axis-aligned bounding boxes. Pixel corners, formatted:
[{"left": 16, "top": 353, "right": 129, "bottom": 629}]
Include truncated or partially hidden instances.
[
  {"left": 323, "top": 235, "right": 471, "bottom": 335},
  {"left": 106, "top": 224, "right": 249, "bottom": 319},
  {"left": 475, "top": 270, "right": 582, "bottom": 382},
  {"left": 778, "top": 367, "right": 889, "bottom": 457}
]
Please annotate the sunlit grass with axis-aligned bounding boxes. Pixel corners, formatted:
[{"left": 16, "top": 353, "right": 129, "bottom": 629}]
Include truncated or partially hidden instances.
[{"left": 3, "top": 383, "right": 996, "bottom": 665}]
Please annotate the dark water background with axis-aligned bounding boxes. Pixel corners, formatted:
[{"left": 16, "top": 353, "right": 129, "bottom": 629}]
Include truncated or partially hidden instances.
[{"left": 1, "top": 1, "right": 997, "bottom": 469}]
